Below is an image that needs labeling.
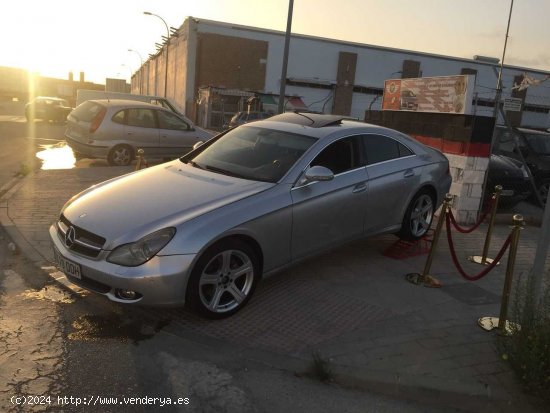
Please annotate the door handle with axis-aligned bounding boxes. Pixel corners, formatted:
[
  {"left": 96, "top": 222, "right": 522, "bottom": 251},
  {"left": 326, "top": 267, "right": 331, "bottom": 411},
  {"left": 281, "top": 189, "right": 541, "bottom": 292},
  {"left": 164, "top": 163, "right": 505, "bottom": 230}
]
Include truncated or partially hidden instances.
[
  {"left": 352, "top": 183, "right": 367, "bottom": 193},
  {"left": 127, "top": 132, "right": 133, "bottom": 136},
  {"left": 404, "top": 169, "right": 415, "bottom": 178}
]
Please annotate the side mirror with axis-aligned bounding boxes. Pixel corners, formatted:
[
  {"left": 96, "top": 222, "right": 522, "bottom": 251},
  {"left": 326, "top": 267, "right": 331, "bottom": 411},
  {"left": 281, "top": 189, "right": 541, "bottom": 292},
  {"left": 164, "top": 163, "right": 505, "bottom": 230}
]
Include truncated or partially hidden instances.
[
  {"left": 192, "top": 141, "right": 204, "bottom": 151},
  {"left": 303, "top": 165, "right": 334, "bottom": 183}
]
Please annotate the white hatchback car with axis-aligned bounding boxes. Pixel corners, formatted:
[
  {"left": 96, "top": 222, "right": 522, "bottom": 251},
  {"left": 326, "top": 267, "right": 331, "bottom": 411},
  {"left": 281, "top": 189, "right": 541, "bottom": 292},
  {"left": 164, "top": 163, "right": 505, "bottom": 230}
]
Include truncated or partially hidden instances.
[{"left": 65, "top": 99, "right": 213, "bottom": 165}]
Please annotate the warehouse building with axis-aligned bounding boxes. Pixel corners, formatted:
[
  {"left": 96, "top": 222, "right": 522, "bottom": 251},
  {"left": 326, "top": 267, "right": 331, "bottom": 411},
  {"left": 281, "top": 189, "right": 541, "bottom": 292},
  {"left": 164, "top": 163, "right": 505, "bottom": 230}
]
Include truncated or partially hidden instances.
[{"left": 133, "top": 17, "right": 550, "bottom": 131}]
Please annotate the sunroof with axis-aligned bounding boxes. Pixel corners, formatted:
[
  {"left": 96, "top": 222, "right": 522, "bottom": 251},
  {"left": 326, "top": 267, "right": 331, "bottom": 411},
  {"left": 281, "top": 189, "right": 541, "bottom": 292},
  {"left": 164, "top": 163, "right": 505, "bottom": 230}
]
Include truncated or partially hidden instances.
[{"left": 268, "top": 112, "right": 345, "bottom": 128}]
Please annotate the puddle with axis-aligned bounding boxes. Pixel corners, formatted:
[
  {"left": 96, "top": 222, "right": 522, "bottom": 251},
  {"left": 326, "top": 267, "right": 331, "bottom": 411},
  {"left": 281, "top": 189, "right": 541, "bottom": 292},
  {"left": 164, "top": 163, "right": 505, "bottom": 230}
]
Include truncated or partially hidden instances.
[
  {"left": 69, "top": 313, "right": 171, "bottom": 344},
  {"left": 35, "top": 142, "right": 76, "bottom": 170},
  {"left": 21, "top": 285, "right": 75, "bottom": 303}
]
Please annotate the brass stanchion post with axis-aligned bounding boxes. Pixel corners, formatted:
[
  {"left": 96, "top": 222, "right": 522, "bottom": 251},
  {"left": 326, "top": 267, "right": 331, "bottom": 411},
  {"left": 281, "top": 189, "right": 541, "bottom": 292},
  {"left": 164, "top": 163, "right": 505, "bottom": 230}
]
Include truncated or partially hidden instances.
[
  {"left": 469, "top": 185, "right": 502, "bottom": 266},
  {"left": 135, "top": 148, "right": 144, "bottom": 171},
  {"left": 406, "top": 193, "right": 453, "bottom": 287},
  {"left": 478, "top": 214, "right": 523, "bottom": 334}
]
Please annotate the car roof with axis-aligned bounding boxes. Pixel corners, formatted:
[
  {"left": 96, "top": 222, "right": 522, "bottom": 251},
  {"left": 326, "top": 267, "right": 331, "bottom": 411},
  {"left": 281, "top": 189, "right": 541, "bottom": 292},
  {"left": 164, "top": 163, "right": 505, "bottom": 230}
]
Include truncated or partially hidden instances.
[
  {"left": 88, "top": 99, "right": 164, "bottom": 109},
  {"left": 247, "top": 112, "right": 400, "bottom": 139},
  {"left": 498, "top": 125, "right": 550, "bottom": 136},
  {"left": 35, "top": 96, "right": 67, "bottom": 101}
]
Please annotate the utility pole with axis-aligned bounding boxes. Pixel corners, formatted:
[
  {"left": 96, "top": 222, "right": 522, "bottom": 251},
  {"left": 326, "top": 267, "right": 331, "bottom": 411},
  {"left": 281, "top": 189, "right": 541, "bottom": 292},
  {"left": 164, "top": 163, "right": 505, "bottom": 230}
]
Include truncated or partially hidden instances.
[{"left": 278, "top": 0, "right": 294, "bottom": 114}]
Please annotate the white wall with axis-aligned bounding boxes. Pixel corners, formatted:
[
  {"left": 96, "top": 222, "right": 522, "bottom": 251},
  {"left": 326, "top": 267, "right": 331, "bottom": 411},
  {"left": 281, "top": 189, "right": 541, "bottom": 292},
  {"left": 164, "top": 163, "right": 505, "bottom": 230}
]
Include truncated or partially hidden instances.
[{"left": 195, "top": 19, "right": 550, "bottom": 127}]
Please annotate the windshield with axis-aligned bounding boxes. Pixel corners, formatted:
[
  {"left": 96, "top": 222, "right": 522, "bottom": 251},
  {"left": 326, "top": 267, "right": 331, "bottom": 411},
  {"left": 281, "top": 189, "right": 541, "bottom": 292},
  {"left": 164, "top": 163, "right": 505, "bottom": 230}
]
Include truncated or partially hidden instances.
[
  {"left": 526, "top": 134, "right": 550, "bottom": 155},
  {"left": 189, "top": 126, "right": 316, "bottom": 182}
]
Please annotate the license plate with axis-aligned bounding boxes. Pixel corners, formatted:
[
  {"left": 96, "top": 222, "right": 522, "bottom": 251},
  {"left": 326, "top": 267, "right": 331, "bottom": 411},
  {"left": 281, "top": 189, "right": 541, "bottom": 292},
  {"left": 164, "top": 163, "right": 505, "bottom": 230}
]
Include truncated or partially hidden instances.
[
  {"left": 501, "top": 189, "right": 514, "bottom": 196},
  {"left": 53, "top": 247, "right": 82, "bottom": 279}
]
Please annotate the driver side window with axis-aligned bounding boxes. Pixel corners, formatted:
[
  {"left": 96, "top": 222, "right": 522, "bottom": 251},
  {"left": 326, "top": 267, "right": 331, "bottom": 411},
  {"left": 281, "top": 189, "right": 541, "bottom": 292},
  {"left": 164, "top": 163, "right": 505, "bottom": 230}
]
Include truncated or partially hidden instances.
[{"left": 311, "top": 137, "right": 361, "bottom": 175}]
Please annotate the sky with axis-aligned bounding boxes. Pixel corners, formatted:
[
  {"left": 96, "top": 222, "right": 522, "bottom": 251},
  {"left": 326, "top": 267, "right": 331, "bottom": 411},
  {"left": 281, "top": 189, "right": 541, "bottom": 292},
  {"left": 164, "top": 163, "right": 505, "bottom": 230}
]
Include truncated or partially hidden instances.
[{"left": 1, "top": 0, "right": 549, "bottom": 84}]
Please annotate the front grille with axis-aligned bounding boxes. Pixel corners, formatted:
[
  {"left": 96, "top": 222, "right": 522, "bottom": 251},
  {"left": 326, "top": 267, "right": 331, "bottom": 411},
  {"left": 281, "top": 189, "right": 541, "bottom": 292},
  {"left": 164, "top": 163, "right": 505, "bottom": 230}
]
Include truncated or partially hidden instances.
[{"left": 57, "top": 214, "right": 106, "bottom": 258}]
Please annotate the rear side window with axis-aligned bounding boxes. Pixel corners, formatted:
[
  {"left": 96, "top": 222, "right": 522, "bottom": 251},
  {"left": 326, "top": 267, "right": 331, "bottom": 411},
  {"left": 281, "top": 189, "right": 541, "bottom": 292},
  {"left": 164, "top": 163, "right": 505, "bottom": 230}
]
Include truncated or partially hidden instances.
[
  {"left": 363, "top": 134, "right": 412, "bottom": 165},
  {"left": 127, "top": 109, "right": 156, "bottom": 128},
  {"left": 112, "top": 110, "right": 126, "bottom": 125},
  {"left": 70, "top": 101, "right": 104, "bottom": 122}
]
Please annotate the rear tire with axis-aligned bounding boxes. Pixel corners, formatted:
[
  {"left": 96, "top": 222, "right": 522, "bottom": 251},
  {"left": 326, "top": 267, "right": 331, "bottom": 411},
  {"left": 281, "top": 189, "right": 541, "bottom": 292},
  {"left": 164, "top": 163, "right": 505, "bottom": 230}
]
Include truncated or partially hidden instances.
[
  {"left": 398, "top": 189, "right": 435, "bottom": 241},
  {"left": 108, "top": 145, "right": 134, "bottom": 166}
]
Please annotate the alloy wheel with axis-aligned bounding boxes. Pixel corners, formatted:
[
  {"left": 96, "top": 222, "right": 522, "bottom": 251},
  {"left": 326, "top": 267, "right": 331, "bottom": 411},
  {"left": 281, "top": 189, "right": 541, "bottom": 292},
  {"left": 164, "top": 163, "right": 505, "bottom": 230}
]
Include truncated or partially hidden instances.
[
  {"left": 198, "top": 249, "right": 255, "bottom": 314},
  {"left": 112, "top": 147, "right": 131, "bottom": 166},
  {"left": 409, "top": 194, "right": 434, "bottom": 238}
]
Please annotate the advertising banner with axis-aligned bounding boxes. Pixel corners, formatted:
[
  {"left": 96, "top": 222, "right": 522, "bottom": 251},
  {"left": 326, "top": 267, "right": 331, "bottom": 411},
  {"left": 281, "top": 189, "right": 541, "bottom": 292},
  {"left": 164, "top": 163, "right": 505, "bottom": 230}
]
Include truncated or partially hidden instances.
[{"left": 382, "top": 75, "right": 475, "bottom": 114}]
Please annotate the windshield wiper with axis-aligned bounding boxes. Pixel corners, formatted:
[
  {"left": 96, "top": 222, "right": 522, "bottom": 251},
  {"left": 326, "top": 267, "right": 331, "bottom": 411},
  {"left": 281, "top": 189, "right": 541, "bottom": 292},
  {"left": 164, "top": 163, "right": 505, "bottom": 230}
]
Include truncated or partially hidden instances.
[
  {"left": 187, "top": 160, "right": 204, "bottom": 170},
  {"left": 203, "top": 165, "right": 249, "bottom": 179}
]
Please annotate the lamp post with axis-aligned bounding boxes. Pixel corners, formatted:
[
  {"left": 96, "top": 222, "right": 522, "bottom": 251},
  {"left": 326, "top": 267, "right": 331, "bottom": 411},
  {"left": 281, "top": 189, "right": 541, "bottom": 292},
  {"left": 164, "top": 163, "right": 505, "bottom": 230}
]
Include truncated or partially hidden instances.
[
  {"left": 277, "top": 0, "right": 294, "bottom": 114},
  {"left": 128, "top": 49, "right": 144, "bottom": 94},
  {"left": 144, "top": 11, "right": 169, "bottom": 98}
]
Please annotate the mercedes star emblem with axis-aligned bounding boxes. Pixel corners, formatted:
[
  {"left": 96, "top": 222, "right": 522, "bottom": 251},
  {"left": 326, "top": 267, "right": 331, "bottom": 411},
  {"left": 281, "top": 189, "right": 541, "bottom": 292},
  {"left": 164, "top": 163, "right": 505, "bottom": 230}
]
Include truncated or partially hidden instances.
[{"left": 65, "top": 226, "right": 76, "bottom": 248}]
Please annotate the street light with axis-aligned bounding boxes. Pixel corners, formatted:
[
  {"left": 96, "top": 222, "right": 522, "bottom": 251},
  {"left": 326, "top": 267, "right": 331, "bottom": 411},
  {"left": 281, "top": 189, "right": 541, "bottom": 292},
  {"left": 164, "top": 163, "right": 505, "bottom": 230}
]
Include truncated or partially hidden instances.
[
  {"left": 128, "top": 49, "right": 144, "bottom": 94},
  {"left": 277, "top": 0, "right": 294, "bottom": 114},
  {"left": 144, "top": 11, "right": 169, "bottom": 98}
]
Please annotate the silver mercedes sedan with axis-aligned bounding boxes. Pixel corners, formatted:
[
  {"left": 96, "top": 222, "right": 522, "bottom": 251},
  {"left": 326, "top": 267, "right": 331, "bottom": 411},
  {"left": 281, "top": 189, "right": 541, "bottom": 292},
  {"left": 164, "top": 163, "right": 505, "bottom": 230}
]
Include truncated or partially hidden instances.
[{"left": 50, "top": 112, "right": 452, "bottom": 318}]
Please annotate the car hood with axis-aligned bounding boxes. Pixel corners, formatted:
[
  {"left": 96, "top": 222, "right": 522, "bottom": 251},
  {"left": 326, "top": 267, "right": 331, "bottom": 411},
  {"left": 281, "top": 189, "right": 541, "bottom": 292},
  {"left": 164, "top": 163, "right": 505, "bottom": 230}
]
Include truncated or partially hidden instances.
[{"left": 63, "top": 160, "right": 273, "bottom": 248}]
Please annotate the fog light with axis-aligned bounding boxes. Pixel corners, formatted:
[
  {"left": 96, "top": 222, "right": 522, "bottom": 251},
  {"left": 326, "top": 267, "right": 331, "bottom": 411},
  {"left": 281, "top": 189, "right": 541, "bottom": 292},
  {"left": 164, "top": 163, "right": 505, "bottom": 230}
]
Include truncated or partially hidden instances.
[{"left": 115, "top": 289, "right": 141, "bottom": 300}]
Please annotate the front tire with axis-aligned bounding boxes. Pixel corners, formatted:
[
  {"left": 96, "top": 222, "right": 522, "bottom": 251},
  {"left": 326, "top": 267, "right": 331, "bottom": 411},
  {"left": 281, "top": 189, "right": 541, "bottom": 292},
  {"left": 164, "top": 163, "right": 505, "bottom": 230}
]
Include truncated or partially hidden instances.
[
  {"left": 186, "top": 240, "right": 260, "bottom": 319},
  {"left": 108, "top": 145, "right": 134, "bottom": 166},
  {"left": 398, "top": 189, "right": 435, "bottom": 241}
]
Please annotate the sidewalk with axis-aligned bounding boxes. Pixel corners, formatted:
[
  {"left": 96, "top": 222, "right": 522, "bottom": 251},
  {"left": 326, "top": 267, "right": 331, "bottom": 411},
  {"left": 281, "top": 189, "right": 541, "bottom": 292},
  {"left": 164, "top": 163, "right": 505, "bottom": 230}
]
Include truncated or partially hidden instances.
[{"left": 1, "top": 166, "right": 548, "bottom": 412}]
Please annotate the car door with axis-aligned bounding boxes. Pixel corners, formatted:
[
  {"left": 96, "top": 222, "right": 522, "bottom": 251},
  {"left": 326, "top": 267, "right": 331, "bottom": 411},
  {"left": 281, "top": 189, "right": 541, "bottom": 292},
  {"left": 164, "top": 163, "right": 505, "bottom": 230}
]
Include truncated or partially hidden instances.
[
  {"left": 361, "top": 134, "right": 420, "bottom": 234},
  {"left": 123, "top": 108, "right": 160, "bottom": 156},
  {"left": 291, "top": 136, "right": 368, "bottom": 259},
  {"left": 156, "top": 110, "right": 199, "bottom": 158}
]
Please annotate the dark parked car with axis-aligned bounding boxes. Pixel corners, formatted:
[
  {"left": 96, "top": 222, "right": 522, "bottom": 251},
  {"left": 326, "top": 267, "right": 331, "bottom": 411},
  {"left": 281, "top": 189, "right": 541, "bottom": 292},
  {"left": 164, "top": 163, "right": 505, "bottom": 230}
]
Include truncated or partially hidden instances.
[
  {"left": 25, "top": 96, "right": 72, "bottom": 122},
  {"left": 485, "top": 154, "right": 532, "bottom": 208},
  {"left": 495, "top": 126, "right": 550, "bottom": 204}
]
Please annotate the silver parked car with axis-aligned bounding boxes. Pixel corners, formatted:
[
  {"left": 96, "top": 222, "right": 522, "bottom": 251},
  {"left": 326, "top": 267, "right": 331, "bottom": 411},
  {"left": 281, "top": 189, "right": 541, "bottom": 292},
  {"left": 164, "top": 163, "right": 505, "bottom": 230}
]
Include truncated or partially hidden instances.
[
  {"left": 50, "top": 113, "right": 452, "bottom": 318},
  {"left": 65, "top": 99, "right": 213, "bottom": 165}
]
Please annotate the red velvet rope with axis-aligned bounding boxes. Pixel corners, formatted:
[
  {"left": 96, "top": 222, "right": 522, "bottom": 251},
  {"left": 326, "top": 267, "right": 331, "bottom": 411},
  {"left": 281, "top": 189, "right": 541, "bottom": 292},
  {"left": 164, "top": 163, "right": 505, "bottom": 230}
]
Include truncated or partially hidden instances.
[
  {"left": 445, "top": 213, "right": 512, "bottom": 281},
  {"left": 447, "top": 197, "right": 494, "bottom": 234}
]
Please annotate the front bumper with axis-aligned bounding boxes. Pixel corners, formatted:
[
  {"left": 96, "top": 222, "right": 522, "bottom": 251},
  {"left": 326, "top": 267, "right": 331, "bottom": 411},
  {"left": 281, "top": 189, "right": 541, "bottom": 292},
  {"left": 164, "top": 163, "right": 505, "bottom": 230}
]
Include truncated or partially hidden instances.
[{"left": 49, "top": 224, "right": 196, "bottom": 306}]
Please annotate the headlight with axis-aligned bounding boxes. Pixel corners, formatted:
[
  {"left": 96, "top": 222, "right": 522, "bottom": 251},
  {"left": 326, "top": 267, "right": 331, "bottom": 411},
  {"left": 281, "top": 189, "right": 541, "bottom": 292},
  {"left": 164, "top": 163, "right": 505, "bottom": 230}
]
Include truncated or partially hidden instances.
[{"left": 107, "top": 228, "right": 176, "bottom": 266}]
